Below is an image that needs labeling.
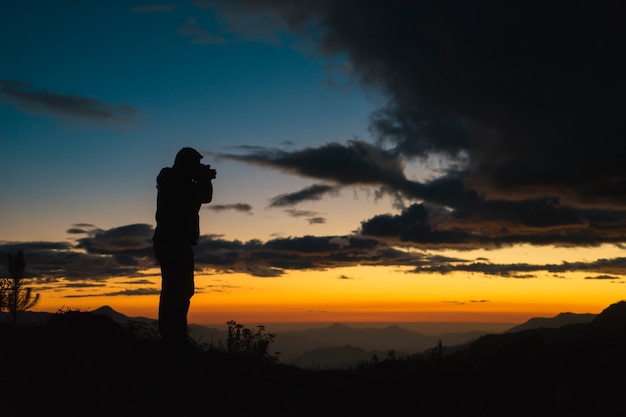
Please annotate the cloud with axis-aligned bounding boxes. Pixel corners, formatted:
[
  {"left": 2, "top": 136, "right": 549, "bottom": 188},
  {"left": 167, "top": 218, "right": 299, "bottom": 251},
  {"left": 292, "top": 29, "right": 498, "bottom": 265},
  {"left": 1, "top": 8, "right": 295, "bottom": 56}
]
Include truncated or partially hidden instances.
[
  {"left": 0, "top": 225, "right": 155, "bottom": 281},
  {"left": 410, "top": 257, "right": 626, "bottom": 278},
  {"left": 191, "top": 233, "right": 428, "bottom": 276},
  {"left": 130, "top": 3, "right": 175, "bottom": 13},
  {"left": 62, "top": 283, "right": 107, "bottom": 289},
  {"left": 270, "top": 184, "right": 340, "bottom": 207},
  {"left": 67, "top": 224, "right": 102, "bottom": 235},
  {"left": 283, "top": 209, "right": 314, "bottom": 217},
  {"left": 203, "top": 282, "right": 242, "bottom": 293},
  {"left": 329, "top": 237, "right": 349, "bottom": 247},
  {"left": 3, "top": 222, "right": 626, "bottom": 283},
  {"left": 443, "top": 301, "right": 465, "bottom": 306},
  {"left": 177, "top": 18, "right": 226, "bottom": 44},
  {"left": 207, "top": 203, "right": 253, "bottom": 213},
  {"left": 0, "top": 80, "right": 141, "bottom": 124},
  {"left": 359, "top": 202, "right": 626, "bottom": 249},
  {"left": 584, "top": 275, "right": 621, "bottom": 281},
  {"left": 220, "top": 141, "right": 626, "bottom": 249},
  {"left": 218, "top": 141, "right": 406, "bottom": 187},
  {"left": 204, "top": 1, "right": 626, "bottom": 251},
  {"left": 75, "top": 223, "right": 153, "bottom": 254},
  {"left": 66, "top": 288, "right": 160, "bottom": 298},
  {"left": 191, "top": 0, "right": 287, "bottom": 45}
]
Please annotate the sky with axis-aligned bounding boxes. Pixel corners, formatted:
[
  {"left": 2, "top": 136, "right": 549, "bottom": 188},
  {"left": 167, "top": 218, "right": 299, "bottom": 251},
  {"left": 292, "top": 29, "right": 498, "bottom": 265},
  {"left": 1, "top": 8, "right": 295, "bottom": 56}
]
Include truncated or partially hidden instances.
[{"left": 1, "top": 1, "right": 625, "bottom": 326}]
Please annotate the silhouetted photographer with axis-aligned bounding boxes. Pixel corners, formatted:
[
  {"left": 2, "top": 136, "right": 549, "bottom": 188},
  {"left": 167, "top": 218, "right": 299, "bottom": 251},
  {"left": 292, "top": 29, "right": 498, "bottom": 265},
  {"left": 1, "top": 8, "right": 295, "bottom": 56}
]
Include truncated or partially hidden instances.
[{"left": 153, "top": 147, "right": 215, "bottom": 350}]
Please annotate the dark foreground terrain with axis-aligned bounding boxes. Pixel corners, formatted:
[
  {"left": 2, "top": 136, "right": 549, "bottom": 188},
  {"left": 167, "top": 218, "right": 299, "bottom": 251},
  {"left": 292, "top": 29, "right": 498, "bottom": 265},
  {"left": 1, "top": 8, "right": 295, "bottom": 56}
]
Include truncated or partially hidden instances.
[{"left": 2, "top": 302, "right": 626, "bottom": 417}]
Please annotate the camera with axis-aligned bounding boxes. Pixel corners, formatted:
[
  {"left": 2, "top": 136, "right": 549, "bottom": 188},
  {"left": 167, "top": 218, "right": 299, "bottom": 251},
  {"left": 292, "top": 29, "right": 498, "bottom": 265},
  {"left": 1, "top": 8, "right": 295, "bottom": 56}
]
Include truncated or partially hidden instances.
[{"left": 198, "top": 163, "right": 217, "bottom": 181}]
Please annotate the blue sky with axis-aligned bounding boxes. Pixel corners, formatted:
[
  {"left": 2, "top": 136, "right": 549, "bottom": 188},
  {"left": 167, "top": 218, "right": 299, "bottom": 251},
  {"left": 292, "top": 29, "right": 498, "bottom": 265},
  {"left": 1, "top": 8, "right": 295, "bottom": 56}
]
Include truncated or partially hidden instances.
[
  {"left": 1, "top": 1, "right": 625, "bottom": 321},
  {"left": 1, "top": 1, "right": 380, "bottom": 243}
]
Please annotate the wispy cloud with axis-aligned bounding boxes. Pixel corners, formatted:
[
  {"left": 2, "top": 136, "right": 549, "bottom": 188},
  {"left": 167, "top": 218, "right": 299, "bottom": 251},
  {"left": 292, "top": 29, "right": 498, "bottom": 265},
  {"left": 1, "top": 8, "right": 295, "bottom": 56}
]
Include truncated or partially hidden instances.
[
  {"left": 130, "top": 3, "right": 175, "bottom": 13},
  {"left": 177, "top": 18, "right": 226, "bottom": 44},
  {"left": 282, "top": 209, "right": 326, "bottom": 225},
  {"left": 0, "top": 80, "right": 141, "bottom": 124},
  {"left": 65, "top": 288, "right": 160, "bottom": 298},
  {"left": 270, "top": 184, "right": 340, "bottom": 207},
  {"left": 207, "top": 203, "right": 253, "bottom": 213},
  {"left": 584, "top": 275, "right": 621, "bottom": 281}
]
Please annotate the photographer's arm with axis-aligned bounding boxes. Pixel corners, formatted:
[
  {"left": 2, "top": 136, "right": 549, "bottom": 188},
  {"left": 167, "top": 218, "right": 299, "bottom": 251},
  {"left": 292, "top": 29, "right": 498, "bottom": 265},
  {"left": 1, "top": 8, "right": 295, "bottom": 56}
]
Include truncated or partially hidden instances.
[{"left": 199, "top": 180, "right": 213, "bottom": 204}]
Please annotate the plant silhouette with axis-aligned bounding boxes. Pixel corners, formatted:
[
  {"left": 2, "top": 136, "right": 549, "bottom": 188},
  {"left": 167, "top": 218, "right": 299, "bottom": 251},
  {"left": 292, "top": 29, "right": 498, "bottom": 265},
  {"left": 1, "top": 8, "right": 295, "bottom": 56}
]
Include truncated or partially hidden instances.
[
  {"left": 1, "top": 251, "right": 40, "bottom": 324},
  {"left": 226, "top": 320, "right": 279, "bottom": 362}
]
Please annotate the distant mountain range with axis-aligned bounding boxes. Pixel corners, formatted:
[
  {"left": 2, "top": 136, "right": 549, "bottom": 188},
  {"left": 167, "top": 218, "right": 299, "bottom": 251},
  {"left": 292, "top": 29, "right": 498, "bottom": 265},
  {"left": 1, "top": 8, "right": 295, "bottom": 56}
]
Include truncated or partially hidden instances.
[{"left": 1, "top": 305, "right": 602, "bottom": 369}]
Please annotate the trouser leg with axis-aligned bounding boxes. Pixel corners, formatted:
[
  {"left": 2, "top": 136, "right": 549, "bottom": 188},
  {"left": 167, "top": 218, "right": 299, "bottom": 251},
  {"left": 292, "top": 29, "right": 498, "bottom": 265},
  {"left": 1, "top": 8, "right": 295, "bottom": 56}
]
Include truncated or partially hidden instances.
[{"left": 154, "top": 242, "right": 195, "bottom": 348}]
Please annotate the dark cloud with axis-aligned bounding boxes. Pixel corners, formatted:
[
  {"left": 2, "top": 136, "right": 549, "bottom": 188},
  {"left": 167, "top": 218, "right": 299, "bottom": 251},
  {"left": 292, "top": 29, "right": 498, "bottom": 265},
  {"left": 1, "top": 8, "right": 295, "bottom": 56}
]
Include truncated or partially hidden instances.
[
  {"left": 192, "top": 233, "right": 438, "bottom": 277},
  {"left": 62, "top": 283, "right": 107, "bottom": 289},
  {"left": 411, "top": 257, "right": 626, "bottom": 278},
  {"left": 207, "top": 203, "right": 253, "bottom": 213},
  {"left": 75, "top": 223, "right": 153, "bottom": 254},
  {"left": 218, "top": 140, "right": 406, "bottom": 187},
  {"left": 67, "top": 223, "right": 101, "bottom": 234},
  {"left": 246, "top": 1, "right": 625, "bottom": 203},
  {"left": 117, "top": 279, "right": 156, "bottom": 285},
  {"left": 360, "top": 202, "right": 626, "bottom": 249},
  {"left": 219, "top": 138, "right": 626, "bottom": 250},
  {"left": 204, "top": 1, "right": 626, "bottom": 250},
  {"left": 0, "top": 80, "right": 141, "bottom": 124},
  {"left": 0, "top": 225, "right": 155, "bottom": 281},
  {"left": 270, "top": 184, "right": 340, "bottom": 207},
  {"left": 3, "top": 222, "right": 626, "bottom": 285},
  {"left": 584, "top": 275, "right": 621, "bottom": 281}
]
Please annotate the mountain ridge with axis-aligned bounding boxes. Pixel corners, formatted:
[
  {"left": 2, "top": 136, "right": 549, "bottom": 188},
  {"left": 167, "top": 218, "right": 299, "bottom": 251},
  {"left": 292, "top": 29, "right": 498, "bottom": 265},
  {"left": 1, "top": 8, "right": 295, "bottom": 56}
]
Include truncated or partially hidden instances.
[{"left": 505, "top": 311, "right": 596, "bottom": 333}]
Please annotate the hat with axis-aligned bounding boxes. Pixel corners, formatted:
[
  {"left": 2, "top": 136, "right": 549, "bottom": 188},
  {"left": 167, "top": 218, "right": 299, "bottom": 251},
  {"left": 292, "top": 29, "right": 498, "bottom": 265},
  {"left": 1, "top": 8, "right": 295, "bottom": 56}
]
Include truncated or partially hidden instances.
[{"left": 174, "top": 147, "right": 203, "bottom": 167}]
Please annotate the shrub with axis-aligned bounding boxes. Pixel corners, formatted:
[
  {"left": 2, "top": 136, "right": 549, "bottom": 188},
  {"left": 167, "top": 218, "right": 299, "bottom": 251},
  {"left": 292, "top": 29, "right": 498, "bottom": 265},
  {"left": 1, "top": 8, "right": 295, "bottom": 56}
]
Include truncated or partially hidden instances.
[{"left": 226, "top": 320, "right": 279, "bottom": 362}]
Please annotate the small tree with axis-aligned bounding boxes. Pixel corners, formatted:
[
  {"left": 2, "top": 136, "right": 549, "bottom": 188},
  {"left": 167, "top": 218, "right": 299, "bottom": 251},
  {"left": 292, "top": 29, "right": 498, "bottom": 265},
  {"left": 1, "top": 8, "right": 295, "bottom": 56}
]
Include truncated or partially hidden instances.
[{"left": 2, "top": 252, "right": 40, "bottom": 325}]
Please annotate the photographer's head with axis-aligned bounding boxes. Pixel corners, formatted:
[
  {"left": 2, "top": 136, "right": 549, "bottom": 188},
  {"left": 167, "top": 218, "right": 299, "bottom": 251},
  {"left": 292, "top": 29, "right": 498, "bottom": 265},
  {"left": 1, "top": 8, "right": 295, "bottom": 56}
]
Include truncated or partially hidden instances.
[{"left": 174, "top": 147, "right": 203, "bottom": 170}]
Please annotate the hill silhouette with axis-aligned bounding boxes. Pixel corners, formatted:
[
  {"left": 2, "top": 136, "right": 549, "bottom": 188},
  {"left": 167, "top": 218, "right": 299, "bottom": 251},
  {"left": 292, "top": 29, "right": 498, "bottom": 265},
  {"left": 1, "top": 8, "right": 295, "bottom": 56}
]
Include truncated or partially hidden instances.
[
  {"left": 1, "top": 302, "right": 625, "bottom": 416},
  {"left": 505, "top": 311, "right": 596, "bottom": 333}
]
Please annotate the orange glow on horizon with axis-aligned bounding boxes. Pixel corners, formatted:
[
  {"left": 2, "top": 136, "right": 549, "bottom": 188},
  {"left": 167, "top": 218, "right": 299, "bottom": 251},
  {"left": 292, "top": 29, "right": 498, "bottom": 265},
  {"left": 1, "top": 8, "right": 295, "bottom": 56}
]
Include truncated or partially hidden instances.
[{"left": 30, "top": 265, "right": 623, "bottom": 326}]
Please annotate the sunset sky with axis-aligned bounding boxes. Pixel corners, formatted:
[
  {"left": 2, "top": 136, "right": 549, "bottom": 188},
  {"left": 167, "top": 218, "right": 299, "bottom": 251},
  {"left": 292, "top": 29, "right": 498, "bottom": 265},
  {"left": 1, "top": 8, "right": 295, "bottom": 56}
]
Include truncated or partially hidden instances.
[{"left": 1, "top": 1, "right": 625, "bottom": 326}]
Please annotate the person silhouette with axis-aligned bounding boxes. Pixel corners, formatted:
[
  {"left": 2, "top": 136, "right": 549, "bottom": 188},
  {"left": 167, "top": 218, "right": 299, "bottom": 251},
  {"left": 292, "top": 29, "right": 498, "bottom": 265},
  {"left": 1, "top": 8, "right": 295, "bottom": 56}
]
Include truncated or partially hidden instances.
[{"left": 153, "top": 147, "right": 216, "bottom": 349}]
